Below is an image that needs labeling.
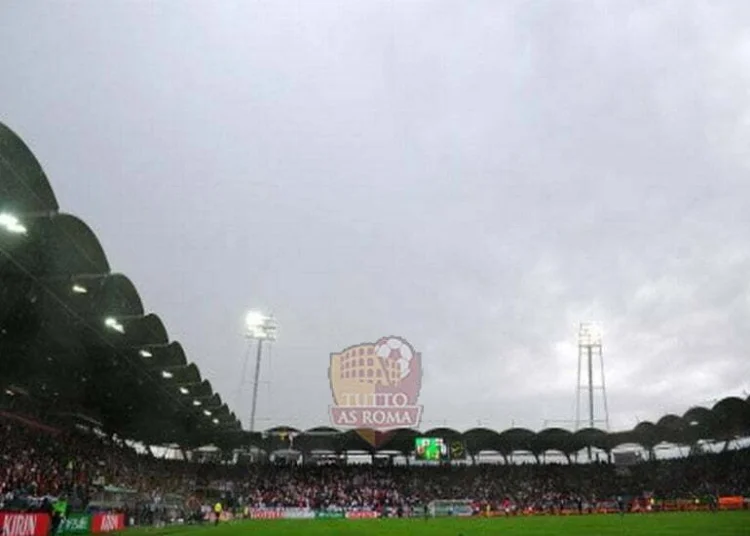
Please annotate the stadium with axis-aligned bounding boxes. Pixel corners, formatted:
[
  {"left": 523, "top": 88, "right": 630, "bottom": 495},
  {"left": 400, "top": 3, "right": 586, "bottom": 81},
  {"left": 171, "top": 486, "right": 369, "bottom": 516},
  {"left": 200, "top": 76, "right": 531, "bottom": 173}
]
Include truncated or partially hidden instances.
[{"left": 1, "top": 121, "right": 749, "bottom": 535}]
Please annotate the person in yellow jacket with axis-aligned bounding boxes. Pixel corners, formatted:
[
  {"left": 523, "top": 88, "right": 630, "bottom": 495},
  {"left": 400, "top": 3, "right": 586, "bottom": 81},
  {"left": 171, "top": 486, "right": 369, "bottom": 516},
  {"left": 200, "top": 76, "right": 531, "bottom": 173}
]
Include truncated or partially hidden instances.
[{"left": 213, "top": 502, "right": 223, "bottom": 526}]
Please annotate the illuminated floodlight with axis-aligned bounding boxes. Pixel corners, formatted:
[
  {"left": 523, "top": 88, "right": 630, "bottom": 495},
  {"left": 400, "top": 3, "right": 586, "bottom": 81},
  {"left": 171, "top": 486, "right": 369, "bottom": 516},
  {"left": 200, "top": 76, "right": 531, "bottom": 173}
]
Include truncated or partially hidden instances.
[
  {"left": 72, "top": 284, "right": 88, "bottom": 294},
  {"left": 245, "top": 310, "right": 278, "bottom": 340},
  {"left": 245, "top": 310, "right": 265, "bottom": 330},
  {"left": 139, "top": 349, "right": 152, "bottom": 358},
  {"left": 0, "top": 213, "right": 27, "bottom": 235},
  {"left": 161, "top": 370, "right": 173, "bottom": 379},
  {"left": 179, "top": 387, "right": 189, "bottom": 395},
  {"left": 193, "top": 400, "right": 202, "bottom": 406},
  {"left": 104, "top": 317, "right": 125, "bottom": 334},
  {"left": 212, "top": 418, "right": 219, "bottom": 424},
  {"left": 578, "top": 322, "right": 602, "bottom": 345},
  {"left": 203, "top": 409, "right": 212, "bottom": 416}
]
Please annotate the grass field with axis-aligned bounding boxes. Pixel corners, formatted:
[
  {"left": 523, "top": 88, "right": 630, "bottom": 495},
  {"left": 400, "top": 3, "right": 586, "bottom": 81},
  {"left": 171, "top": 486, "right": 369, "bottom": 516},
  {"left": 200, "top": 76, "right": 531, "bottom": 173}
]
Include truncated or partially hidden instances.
[{"left": 134, "top": 512, "right": 750, "bottom": 536}]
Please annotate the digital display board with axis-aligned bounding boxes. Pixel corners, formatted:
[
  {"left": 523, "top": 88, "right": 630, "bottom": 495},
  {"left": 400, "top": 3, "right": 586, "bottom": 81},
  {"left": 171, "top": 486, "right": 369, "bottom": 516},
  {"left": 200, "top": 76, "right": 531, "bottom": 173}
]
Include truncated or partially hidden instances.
[{"left": 415, "top": 437, "right": 449, "bottom": 461}]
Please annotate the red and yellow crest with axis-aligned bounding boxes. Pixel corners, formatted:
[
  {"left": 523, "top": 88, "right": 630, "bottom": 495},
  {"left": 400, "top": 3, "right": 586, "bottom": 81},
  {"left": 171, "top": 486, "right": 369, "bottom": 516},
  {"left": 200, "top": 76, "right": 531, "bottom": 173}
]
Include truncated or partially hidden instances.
[{"left": 328, "top": 336, "right": 423, "bottom": 446}]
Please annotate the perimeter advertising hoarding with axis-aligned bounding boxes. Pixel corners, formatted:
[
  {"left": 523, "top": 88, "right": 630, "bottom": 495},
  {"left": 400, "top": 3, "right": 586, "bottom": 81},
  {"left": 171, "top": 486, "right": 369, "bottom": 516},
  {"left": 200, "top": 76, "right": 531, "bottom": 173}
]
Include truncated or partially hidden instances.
[
  {"left": 248, "top": 509, "right": 284, "bottom": 520},
  {"left": 430, "top": 503, "right": 474, "bottom": 517},
  {"left": 90, "top": 513, "right": 124, "bottom": 533},
  {"left": 345, "top": 511, "right": 380, "bottom": 519},
  {"left": 0, "top": 513, "right": 50, "bottom": 536},
  {"left": 248, "top": 508, "right": 381, "bottom": 520},
  {"left": 314, "top": 511, "right": 345, "bottom": 519},
  {"left": 58, "top": 515, "right": 92, "bottom": 535},
  {"left": 718, "top": 496, "right": 744, "bottom": 510},
  {"left": 248, "top": 508, "right": 315, "bottom": 520},
  {"left": 279, "top": 508, "right": 316, "bottom": 519}
]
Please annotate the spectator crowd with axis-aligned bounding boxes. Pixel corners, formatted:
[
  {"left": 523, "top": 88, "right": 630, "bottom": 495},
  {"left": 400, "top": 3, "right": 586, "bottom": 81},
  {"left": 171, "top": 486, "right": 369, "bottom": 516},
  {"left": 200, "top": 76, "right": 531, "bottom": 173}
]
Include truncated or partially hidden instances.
[{"left": 2, "top": 417, "right": 749, "bottom": 521}]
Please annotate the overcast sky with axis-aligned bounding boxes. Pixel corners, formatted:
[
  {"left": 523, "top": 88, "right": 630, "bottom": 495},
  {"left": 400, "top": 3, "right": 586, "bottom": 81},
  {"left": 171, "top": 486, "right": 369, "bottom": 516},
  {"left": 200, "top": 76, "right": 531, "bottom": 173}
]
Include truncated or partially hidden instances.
[{"left": 2, "top": 1, "right": 750, "bottom": 433}]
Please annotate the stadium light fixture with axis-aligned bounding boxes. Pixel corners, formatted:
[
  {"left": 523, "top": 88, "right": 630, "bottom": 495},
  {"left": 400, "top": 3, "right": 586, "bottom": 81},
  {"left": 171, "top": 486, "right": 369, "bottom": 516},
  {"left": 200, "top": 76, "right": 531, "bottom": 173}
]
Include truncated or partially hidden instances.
[
  {"left": 203, "top": 409, "right": 212, "bottom": 417},
  {"left": 193, "top": 400, "right": 202, "bottom": 406},
  {"left": 139, "top": 349, "right": 152, "bottom": 358},
  {"left": 104, "top": 317, "right": 125, "bottom": 334},
  {"left": 161, "top": 370, "right": 173, "bottom": 379},
  {"left": 578, "top": 322, "right": 602, "bottom": 346},
  {"left": 245, "top": 311, "right": 278, "bottom": 340},
  {"left": 242, "top": 310, "right": 278, "bottom": 432},
  {"left": 212, "top": 418, "right": 219, "bottom": 425},
  {"left": 0, "top": 213, "right": 27, "bottom": 235},
  {"left": 72, "top": 284, "right": 88, "bottom": 294},
  {"left": 179, "top": 387, "right": 189, "bottom": 395}
]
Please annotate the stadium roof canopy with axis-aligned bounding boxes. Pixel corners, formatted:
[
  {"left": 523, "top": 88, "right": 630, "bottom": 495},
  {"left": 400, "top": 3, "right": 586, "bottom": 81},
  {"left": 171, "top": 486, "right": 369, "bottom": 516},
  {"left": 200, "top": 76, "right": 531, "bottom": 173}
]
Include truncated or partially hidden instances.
[
  {"left": 251, "top": 395, "right": 750, "bottom": 458},
  {"left": 0, "top": 122, "right": 243, "bottom": 449}
]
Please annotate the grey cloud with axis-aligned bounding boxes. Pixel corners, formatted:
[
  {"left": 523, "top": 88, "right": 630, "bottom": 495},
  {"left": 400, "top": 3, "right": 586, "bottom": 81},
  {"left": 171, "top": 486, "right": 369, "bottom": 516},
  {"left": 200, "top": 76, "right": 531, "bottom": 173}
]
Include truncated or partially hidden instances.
[{"left": 1, "top": 1, "right": 749, "bottom": 433}]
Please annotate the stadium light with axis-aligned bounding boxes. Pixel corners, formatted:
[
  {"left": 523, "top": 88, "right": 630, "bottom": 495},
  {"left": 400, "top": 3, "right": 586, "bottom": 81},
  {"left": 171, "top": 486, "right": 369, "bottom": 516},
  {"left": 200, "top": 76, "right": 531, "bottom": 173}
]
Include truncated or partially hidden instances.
[
  {"left": 72, "top": 284, "right": 88, "bottom": 294},
  {"left": 193, "top": 400, "right": 202, "bottom": 406},
  {"left": 139, "top": 349, "right": 152, "bottom": 358},
  {"left": 161, "top": 370, "right": 173, "bottom": 379},
  {"left": 104, "top": 317, "right": 125, "bottom": 333},
  {"left": 245, "top": 311, "right": 277, "bottom": 340},
  {"left": 0, "top": 213, "right": 27, "bottom": 235},
  {"left": 179, "top": 387, "right": 189, "bottom": 395},
  {"left": 212, "top": 418, "right": 219, "bottom": 425},
  {"left": 203, "top": 409, "right": 212, "bottom": 417},
  {"left": 578, "top": 322, "right": 602, "bottom": 346},
  {"left": 242, "top": 310, "right": 278, "bottom": 432}
]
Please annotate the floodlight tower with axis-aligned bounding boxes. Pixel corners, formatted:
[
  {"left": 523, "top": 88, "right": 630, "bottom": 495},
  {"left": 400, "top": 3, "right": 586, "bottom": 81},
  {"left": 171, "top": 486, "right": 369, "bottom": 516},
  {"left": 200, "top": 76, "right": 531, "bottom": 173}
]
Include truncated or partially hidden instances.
[
  {"left": 241, "top": 311, "right": 278, "bottom": 432},
  {"left": 575, "top": 322, "right": 610, "bottom": 433}
]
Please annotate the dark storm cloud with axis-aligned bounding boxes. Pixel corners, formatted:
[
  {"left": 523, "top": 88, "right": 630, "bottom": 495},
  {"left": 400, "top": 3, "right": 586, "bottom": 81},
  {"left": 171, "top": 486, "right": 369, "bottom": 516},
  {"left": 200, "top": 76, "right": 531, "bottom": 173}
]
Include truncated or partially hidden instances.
[{"left": 1, "top": 1, "right": 749, "bottom": 432}]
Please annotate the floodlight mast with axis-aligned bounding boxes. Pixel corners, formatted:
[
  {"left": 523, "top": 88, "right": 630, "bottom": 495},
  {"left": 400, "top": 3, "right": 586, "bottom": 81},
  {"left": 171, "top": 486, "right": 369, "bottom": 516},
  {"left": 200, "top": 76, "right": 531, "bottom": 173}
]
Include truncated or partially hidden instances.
[
  {"left": 243, "top": 311, "right": 278, "bottom": 432},
  {"left": 575, "top": 322, "right": 610, "bottom": 455}
]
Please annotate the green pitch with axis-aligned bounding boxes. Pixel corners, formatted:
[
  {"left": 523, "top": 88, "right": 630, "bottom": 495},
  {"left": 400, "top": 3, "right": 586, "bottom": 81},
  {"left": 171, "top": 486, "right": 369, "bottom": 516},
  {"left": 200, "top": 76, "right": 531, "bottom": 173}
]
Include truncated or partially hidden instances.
[{"left": 135, "top": 512, "right": 749, "bottom": 536}]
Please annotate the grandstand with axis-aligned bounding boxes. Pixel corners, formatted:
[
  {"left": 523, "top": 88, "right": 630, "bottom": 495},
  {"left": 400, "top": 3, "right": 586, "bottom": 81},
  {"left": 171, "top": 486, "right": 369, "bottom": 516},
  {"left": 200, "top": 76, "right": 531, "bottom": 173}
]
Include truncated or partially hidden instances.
[
  {"left": 0, "top": 122, "right": 245, "bottom": 450},
  {"left": 1, "top": 121, "right": 749, "bottom": 534}
]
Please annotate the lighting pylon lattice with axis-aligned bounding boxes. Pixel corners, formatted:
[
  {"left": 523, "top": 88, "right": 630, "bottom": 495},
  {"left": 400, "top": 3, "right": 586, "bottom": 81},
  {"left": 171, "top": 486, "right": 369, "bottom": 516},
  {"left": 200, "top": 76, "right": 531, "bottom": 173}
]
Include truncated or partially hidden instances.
[{"left": 575, "top": 322, "right": 610, "bottom": 432}]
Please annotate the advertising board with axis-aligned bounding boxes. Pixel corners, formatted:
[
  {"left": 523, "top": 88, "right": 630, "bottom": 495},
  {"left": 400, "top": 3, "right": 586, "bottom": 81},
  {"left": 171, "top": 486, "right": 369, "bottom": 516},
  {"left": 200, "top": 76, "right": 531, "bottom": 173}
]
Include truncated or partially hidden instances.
[
  {"left": 91, "top": 513, "right": 125, "bottom": 533},
  {"left": 345, "top": 511, "right": 380, "bottom": 519},
  {"left": 0, "top": 513, "right": 50, "bottom": 536},
  {"left": 58, "top": 514, "right": 92, "bottom": 535}
]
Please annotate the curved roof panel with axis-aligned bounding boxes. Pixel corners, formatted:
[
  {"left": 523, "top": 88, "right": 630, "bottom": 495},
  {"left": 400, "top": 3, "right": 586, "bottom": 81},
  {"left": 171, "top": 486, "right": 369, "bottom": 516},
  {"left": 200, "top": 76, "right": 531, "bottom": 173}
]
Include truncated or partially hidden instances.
[
  {"left": 497, "top": 428, "right": 537, "bottom": 454},
  {"left": 174, "top": 363, "right": 202, "bottom": 386},
  {"left": 683, "top": 406, "right": 714, "bottom": 426},
  {"left": 423, "top": 427, "right": 462, "bottom": 439},
  {"left": 378, "top": 428, "right": 419, "bottom": 453},
  {"left": 0, "top": 122, "right": 58, "bottom": 213},
  {"left": 46, "top": 214, "right": 110, "bottom": 275},
  {"left": 115, "top": 313, "right": 169, "bottom": 346},
  {"left": 158, "top": 341, "right": 188, "bottom": 368},
  {"left": 95, "top": 274, "right": 144, "bottom": 317},
  {"left": 463, "top": 427, "right": 502, "bottom": 453},
  {"left": 536, "top": 428, "right": 575, "bottom": 454}
]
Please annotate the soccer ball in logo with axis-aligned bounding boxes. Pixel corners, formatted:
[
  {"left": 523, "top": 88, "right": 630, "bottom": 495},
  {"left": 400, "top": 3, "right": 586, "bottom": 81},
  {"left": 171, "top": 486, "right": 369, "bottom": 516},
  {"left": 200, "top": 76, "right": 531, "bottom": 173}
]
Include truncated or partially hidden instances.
[{"left": 374, "top": 337, "right": 414, "bottom": 380}]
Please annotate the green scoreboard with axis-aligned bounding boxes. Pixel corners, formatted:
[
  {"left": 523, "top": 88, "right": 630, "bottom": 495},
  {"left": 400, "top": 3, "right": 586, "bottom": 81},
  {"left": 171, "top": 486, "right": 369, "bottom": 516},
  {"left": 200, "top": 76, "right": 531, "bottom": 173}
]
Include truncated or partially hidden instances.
[{"left": 415, "top": 437, "right": 449, "bottom": 461}]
